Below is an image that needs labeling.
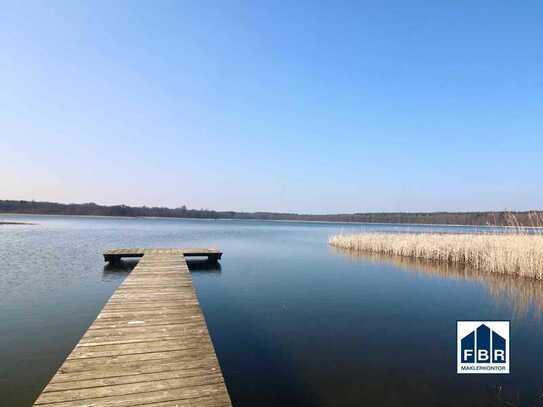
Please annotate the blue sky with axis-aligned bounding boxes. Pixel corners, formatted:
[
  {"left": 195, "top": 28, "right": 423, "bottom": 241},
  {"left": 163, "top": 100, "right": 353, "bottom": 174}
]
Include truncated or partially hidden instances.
[{"left": 2, "top": 1, "right": 542, "bottom": 213}]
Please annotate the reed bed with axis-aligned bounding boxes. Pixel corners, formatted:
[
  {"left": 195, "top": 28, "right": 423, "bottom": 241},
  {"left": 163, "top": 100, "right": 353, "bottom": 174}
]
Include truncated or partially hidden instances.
[{"left": 329, "top": 232, "right": 543, "bottom": 280}]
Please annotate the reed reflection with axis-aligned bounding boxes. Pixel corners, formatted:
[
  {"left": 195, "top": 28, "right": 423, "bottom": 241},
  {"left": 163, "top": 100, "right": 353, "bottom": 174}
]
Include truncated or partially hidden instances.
[{"left": 332, "top": 247, "right": 543, "bottom": 318}]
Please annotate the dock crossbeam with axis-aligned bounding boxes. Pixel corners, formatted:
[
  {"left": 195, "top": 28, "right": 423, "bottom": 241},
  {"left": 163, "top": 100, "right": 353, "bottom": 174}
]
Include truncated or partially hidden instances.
[{"left": 103, "top": 248, "right": 222, "bottom": 264}]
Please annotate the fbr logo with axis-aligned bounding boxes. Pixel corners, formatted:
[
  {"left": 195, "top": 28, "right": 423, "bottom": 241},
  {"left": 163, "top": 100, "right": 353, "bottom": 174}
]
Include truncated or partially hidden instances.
[{"left": 457, "top": 321, "right": 510, "bottom": 374}]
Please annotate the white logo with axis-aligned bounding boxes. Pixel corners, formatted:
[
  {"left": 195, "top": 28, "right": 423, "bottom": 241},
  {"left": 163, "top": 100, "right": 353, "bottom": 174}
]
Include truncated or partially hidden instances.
[{"left": 457, "top": 321, "right": 510, "bottom": 374}]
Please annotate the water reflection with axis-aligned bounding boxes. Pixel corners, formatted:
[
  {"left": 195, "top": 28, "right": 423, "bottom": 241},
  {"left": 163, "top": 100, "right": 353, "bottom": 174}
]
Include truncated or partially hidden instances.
[
  {"left": 332, "top": 247, "right": 543, "bottom": 318},
  {"left": 101, "top": 260, "right": 137, "bottom": 281}
]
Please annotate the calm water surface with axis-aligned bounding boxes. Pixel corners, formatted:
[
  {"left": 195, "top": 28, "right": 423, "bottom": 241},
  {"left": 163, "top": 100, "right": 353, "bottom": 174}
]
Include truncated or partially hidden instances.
[{"left": 1, "top": 215, "right": 543, "bottom": 406}]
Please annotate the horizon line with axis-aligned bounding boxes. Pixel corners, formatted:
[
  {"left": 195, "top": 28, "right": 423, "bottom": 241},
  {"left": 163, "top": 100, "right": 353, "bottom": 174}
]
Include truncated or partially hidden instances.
[{"left": 1, "top": 198, "right": 542, "bottom": 216}]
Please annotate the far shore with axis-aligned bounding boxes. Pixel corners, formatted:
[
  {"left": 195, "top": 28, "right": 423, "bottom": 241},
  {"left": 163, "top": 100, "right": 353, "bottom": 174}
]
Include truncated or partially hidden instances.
[
  {"left": 2, "top": 212, "right": 543, "bottom": 230},
  {"left": 2, "top": 199, "right": 543, "bottom": 228}
]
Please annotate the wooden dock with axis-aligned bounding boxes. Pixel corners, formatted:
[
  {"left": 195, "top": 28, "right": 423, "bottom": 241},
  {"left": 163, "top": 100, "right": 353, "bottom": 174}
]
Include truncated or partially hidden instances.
[{"left": 33, "top": 248, "right": 231, "bottom": 407}]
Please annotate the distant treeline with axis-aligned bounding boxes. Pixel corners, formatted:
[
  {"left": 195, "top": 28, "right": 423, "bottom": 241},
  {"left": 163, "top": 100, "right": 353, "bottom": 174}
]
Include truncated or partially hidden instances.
[{"left": 1, "top": 199, "right": 542, "bottom": 227}]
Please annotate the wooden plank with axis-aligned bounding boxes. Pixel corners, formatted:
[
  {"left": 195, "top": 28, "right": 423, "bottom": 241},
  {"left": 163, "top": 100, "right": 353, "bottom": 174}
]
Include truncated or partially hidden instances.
[
  {"left": 33, "top": 251, "right": 230, "bottom": 407},
  {"left": 43, "top": 367, "right": 222, "bottom": 392}
]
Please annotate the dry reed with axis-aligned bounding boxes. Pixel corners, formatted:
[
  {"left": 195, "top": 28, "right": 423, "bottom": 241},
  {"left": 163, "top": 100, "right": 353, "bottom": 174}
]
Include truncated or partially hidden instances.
[{"left": 329, "top": 232, "right": 543, "bottom": 279}]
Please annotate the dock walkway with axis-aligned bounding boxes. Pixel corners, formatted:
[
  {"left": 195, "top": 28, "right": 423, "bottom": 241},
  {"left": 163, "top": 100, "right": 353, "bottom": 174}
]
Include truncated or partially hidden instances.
[{"left": 33, "top": 248, "right": 231, "bottom": 407}]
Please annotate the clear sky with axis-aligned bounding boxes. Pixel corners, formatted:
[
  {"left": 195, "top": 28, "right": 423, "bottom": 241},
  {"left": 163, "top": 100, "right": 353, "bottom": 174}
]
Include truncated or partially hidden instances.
[{"left": 2, "top": 1, "right": 542, "bottom": 213}]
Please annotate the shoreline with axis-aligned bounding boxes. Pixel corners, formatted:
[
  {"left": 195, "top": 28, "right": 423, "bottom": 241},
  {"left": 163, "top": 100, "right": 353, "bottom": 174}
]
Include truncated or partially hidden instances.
[{"left": 1, "top": 212, "right": 541, "bottom": 229}]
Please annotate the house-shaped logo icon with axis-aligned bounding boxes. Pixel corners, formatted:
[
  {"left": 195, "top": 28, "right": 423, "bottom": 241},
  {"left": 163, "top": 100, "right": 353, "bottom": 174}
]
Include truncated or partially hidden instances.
[{"left": 457, "top": 321, "right": 510, "bottom": 374}]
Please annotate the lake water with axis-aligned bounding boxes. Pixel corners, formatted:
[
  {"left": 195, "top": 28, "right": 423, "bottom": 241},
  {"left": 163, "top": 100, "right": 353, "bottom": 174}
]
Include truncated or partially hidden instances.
[{"left": 1, "top": 215, "right": 543, "bottom": 406}]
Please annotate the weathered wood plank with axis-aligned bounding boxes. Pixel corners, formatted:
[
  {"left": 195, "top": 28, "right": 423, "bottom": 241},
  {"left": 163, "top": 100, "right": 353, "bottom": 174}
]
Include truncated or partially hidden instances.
[
  {"left": 36, "top": 374, "right": 225, "bottom": 404},
  {"left": 34, "top": 383, "right": 230, "bottom": 407},
  {"left": 33, "top": 250, "right": 230, "bottom": 407},
  {"left": 43, "top": 367, "right": 223, "bottom": 392}
]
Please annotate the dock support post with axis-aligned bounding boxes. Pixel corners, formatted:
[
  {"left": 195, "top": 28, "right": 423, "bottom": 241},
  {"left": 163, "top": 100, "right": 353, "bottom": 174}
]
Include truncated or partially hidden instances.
[{"left": 104, "top": 254, "right": 122, "bottom": 265}]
